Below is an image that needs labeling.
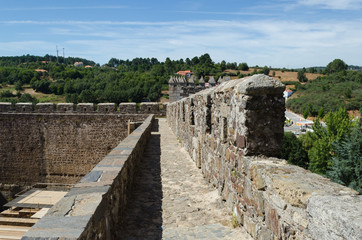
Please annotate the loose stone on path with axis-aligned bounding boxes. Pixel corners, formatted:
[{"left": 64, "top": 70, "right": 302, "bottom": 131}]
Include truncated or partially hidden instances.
[{"left": 118, "top": 118, "right": 252, "bottom": 239}]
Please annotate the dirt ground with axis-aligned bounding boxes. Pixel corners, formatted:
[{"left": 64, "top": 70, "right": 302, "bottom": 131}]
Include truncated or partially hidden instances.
[{"left": 225, "top": 68, "right": 323, "bottom": 82}]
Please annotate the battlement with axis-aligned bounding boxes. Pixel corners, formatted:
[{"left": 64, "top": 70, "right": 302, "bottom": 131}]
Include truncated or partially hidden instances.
[
  {"left": 0, "top": 102, "right": 167, "bottom": 116},
  {"left": 167, "top": 74, "right": 361, "bottom": 240}
]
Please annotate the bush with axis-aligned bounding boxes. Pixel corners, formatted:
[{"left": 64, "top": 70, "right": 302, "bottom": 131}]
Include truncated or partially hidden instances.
[{"left": 281, "top": 132, "right": 309, "bottom": 168}]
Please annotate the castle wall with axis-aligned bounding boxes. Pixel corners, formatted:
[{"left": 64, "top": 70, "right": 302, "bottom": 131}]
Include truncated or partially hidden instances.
[
  {"left": 167, "top": 74, "right": 361, "bottom": 240},
  {"left": 0, "top": 103, "right": 151, "bottom": 186},
  {"left": 23, "top": 115, "right": 154, "bottom": 240}
]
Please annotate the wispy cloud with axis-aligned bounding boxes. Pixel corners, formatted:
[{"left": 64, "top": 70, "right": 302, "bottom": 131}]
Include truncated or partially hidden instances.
[
  {"left": 0, "top": 6, "right": 127, "bottom": 11},
  {"left": 297, "top": 0, "right": 362, "bottom": 10},
  {"left": 1, "top": 18, "right": 361, "bottom": 67},
  {"left": 175, "top": 10, "right": 275, "bottom": 16}
]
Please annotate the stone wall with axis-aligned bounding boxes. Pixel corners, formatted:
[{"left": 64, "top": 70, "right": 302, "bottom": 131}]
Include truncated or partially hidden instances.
[
  {"left": 0, "top": 102, "right": 167, "bottom": 116},
  {"left": 22, "top": 115, "right": 154, "bottom": 240},
  {"left": 0, "top": 103, "right": 150, "bottom": 186},
  {"left": 167, "top": 74, "right": 361, "bottom": 240}
]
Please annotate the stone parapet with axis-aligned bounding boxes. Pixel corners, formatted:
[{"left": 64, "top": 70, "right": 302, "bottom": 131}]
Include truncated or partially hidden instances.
[
  {"left": 0, "top": 113, "right": 149, "bottom": 185},
  {"left": 36, "top": 103, "right": 56, "bottom": 113},
  {"left": 15, "top": 102, "right": 34, "bottom": 112},
  {"left": 0, "top": 102, "right": 13, "bottom": 112},
  {"left": 166, "top": 74, "right": 361, "bottom": 240},
  {"left": 119, "top": 102, "right": 137, "bottom": 114},
  {"left": 0, "top": 102, "right": 167, "bottom": 115},
  {"left": 77, "top": 103, "right": 95, "bottom": 113},
  {"left": 22, "top": 115, "right": 154, "bottom": 240},
  {"left": 57, "top": 103, "right": 75, "bottom": 112},
  {"left": 97, "top": 103, "right": 117, "bottom": 113}
]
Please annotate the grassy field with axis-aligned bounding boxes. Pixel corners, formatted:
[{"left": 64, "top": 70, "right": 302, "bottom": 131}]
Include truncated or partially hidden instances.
[{"left": 0, "top": 84, "right": 65, "bottom": 103}]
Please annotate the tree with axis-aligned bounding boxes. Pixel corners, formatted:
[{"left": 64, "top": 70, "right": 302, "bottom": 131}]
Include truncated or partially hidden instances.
[
  {"left": 308, "top": 108, "right": 356, "bottom": 174},
  {"left": 325, "top": 59, "right": 348, "bottom": 74},
  {"left": 327, "top": 122, "right": 362, "bottom": 193},
  {"left": 281, "top": 132, "right": 309, "bottom": 168},
  {"left": 262, "top": 66, "right": 270, "bottom": 75},
  {"left": 297, "top": 68, "right": 308, "bottom": 82},
  {"left": 15, "top": 81, "right": 23, "bottom": 91},
  {"left": 238, "top": 62, "right": 249, "bottom": 71}
]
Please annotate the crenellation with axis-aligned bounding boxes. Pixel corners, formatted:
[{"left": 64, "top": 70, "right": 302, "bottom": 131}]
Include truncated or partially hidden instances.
[
  {"left": 119, "top": 102, "right": 137, "bottom": 113},
  {"left": 77, "top": 103, "right": 95, "bottom": 113},
  {"left": 167, "top": 74, "right": 361, "bottom": 240},
  {"left": 57, "top": 103, "right": 75, "bottom": 112},
  {"left": 36, "top": 103, "right": 56, "bottom": 113},
  {"left": 0, "top": 102, "right": 13, "bottom": 112},
  {"left": 97, "top": 103, "right": 116, "bottom": 113},
  {"left": 15, "top": 102, "right": 33, "bottom": 112}
]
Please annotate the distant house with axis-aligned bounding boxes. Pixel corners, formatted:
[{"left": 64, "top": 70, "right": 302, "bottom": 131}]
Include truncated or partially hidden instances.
[
  {"left": 85, "top": 65, "right": 93, "bottom": 68},
  {"left": 283, "top": 89, "right": 294, "bottom": 99},
  {"left": 74, "top": 62, "right": 84, "bottom": 67},
  {"left": 176, "top": 70, "right": 193, "bottom": 78},
  {"left": 35, "top": 69, "right": 48, "bottom": 73}
]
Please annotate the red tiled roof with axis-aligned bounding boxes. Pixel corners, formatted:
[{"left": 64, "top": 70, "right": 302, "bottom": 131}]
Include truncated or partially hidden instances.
[
  {"left": 35, "top": 69, "right": 48, "bottom": 73},
  {"left": 177, "top": 70, "right": 193, "bottom": 76}
]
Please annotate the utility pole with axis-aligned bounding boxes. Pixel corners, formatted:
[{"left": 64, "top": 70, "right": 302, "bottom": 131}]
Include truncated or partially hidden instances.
[
  {"left": 56, "top": 45, "right": 59, "bottom": 63},
  {"left": 63, "top": 48, "right": 65, "bottom": 64}
]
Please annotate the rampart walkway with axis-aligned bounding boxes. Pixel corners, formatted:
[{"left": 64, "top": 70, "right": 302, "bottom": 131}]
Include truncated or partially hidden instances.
[{"left": 117, "top": 118, "right": 252, "bottom": 239}]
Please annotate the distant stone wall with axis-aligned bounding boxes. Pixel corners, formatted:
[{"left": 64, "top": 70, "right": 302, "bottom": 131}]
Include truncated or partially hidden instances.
[
  {"left": 22, "top": 115, "right": 154, "bottom": 240},
  {"left": 167, "top": 74, "right": 361, "bottom": 240},
  {"left": 0, "top": 102, "right": 167, "bottom": 116},
  {"left": 169, "top": 85, "right": 205, "bottom": 102},
  {"left": 0, "top": 103, "right": 150, "bottom": 186}
]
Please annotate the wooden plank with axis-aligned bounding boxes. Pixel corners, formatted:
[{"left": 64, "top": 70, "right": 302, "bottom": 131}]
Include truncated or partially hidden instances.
[
  {"left": 0, "top": 217, "right": 37, "bottom": 227},
  {"left": 0, "top": 225, "right": 30, "bottom": 240},
  {"left": 0, "top": 209, "right": 19, "bottom": 218}
]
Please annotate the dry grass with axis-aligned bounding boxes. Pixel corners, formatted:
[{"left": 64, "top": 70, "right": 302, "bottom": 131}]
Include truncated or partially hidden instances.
[{"left": 224, "top": 68, "right": 323, "bottom": 82}]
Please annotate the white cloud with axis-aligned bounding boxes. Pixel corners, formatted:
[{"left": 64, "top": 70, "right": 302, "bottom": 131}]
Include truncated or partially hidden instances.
[
  {"left": 1, "top": 19, "right": 362, "bottom": 67},
  {"left": 297, "top": 0, "right": 362, "bottom": 10}
]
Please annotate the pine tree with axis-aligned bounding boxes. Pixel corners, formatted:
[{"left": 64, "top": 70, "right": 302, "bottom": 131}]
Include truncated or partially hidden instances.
[{"left": 327, "top": 123, "right": 362, "bottom": 193}]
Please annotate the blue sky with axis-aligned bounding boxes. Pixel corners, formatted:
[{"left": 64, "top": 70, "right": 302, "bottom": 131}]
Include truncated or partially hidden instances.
[{"left": 0, "top": 0, "right": 361, "bottom": 67}]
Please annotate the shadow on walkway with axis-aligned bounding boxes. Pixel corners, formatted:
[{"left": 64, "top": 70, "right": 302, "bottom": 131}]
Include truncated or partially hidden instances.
[{"left": 117, "top": 119, "right": 163, "bottom": 239}]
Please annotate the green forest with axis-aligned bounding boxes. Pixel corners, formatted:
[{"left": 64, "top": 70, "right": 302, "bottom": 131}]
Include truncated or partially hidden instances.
[
  {"left": 0, "top": 54, "right": 248, "bottom": 104},
  {"left": 286, "top": 59, "right": 362, "bottom": 116}
]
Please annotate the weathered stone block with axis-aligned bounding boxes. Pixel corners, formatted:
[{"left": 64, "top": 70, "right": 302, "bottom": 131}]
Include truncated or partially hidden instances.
[
  {"left": 97, "top": 103, "right": 116, "bottom": 113},
  {"left": 140, "top": 102, "right": 159, "bottom": 114},
  {"left": 307, "top": 195, "right": 362, "bottom": 240},
  {"left": 15, "top": 102, "right": 33, "bottom": 112},
  {"left": 57, "top": 103, "right": 75, "bottom": 112},
  {"left": 0, "top": 102, "right": 13, "bottom": 112},
  {"left": 119, "top": 102, "right": 137, "bottom": 113},
  {"left": 77, "top": 103, "right": 94, "bottom": 113},
  {"left": 36, "top": 103, "right": 56, "bottom": 113}
]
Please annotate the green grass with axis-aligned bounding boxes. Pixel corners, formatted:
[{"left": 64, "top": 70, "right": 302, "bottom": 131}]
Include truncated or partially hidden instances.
[{"left": 38, "top": 95, "right": 66, "bottom": 103}]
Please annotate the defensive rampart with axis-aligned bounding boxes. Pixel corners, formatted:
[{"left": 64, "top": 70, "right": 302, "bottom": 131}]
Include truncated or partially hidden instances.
[
  {"left": 0, "top": 103, "right": 155, "bottom": 186},
  {"left": 22, "top": 115, "right": 154, "bottom": 239},
  {"left": 167, "top": 74, "right": 361, "bottom": 239},
  {"left": 0, "top": 102, "right": 165, "bottom": 199}
]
